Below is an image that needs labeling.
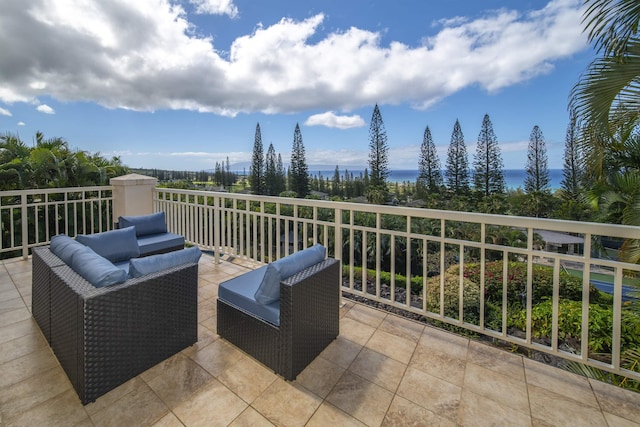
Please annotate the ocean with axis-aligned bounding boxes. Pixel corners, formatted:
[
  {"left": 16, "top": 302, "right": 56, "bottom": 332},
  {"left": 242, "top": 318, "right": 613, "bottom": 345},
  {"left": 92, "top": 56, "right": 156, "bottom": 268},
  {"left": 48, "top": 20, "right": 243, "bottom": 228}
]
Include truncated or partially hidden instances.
[{"left": 311, "top": 169, "right": 565, "bottom": 190}]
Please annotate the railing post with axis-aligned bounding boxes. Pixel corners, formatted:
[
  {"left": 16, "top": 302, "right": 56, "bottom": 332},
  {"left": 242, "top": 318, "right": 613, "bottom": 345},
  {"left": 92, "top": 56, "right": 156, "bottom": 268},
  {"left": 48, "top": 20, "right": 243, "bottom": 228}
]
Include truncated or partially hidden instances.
[
  {"left": 109, "top": 174, "right": 158, "bottom": 228},
  {"left": 21, "top": 193, "right": 28, "bottom": 259}
]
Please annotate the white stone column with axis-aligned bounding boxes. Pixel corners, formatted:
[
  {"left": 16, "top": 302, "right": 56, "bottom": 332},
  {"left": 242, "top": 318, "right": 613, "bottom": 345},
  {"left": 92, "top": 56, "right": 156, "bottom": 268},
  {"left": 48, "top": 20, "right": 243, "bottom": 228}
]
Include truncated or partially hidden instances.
[{"left": 110, "top": 173, "right": 158, "bottom": 227}]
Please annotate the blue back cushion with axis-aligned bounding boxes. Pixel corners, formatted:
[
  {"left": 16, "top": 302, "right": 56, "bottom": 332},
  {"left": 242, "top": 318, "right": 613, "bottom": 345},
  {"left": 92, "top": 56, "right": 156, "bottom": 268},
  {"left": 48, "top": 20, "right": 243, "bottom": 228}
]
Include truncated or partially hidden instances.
[
  {"left": 50, "top": 234, "right": 85, "bottom": 265},
  {"left": 119, "top": 212, "right": 167, "bottom": 237},
  {"left": 128, "top": 246, "right": 202, "bottom": 278},
  {"left": 76, "top": 226, "right": 140, "bottom": 263},
  {"left": 254, "top": 244, "right": 326, "bottom": 304},
  {"left": 70, "top": 246, "right": 127, "bottom": 288},
  {"left": 253, "top": 263, "right": 282, "bottom": 305},
  {"left": 272, "top": 243, "right": 326, "bottom": 279}
]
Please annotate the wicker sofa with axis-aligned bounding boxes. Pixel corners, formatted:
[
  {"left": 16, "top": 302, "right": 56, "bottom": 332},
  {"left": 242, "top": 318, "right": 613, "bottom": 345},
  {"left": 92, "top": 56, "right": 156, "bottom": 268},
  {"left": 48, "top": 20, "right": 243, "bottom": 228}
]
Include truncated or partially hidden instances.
[
  {"left": 31, "top": 243, "right": 199, "bottom": 404},
  {"left": 217, "top": 244, "right": 340, "bottom": 380}
]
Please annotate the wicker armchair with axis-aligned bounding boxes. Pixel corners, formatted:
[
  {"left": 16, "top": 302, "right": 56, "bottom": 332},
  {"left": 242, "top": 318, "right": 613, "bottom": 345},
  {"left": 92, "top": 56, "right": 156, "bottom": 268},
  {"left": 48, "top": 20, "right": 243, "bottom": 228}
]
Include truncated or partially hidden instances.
[
  {"left": 217, "top": 258, "right": 340, "bottom": 380},
  {"left": 31, "top": 247, "right": 198, "bottom": 404}
]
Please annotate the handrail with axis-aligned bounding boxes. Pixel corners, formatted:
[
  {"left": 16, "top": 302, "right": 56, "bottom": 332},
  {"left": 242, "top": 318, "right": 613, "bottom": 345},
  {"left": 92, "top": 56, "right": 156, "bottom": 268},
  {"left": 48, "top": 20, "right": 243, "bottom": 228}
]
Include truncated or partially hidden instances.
[
  {"left": 154, "top": 187, "right": 640, "bottom": 382},
  {"left": 0, "top": 186, "right": 114, "bottom": 258}
]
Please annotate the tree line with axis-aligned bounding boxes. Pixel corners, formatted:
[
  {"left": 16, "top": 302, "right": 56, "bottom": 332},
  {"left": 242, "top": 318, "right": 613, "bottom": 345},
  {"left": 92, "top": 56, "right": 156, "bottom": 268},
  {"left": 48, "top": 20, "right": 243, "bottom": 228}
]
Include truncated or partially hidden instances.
[
  {"left": 0, "top": 131, "right": 129, "bottom": 190},
  {"left": 245, "top": 103, "right": 591, "bottom": 222}
]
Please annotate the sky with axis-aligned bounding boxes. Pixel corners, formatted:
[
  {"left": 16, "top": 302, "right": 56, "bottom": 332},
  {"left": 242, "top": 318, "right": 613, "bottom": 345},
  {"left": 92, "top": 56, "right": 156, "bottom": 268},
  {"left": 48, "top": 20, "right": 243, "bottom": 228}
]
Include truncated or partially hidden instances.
[{"left": 0, "top": 0, "right": 594, "bottom": 172}]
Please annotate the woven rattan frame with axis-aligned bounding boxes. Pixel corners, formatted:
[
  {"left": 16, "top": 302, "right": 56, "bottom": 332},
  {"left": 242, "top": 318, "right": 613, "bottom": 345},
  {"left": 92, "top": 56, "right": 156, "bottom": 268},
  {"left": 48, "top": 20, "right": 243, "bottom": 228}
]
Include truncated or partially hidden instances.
[
  {"left": 217, "top": 258, "right": 340, "bottom": 380},
  {"left": 32, "top": 247, "right": 198, "bottom": 404}
]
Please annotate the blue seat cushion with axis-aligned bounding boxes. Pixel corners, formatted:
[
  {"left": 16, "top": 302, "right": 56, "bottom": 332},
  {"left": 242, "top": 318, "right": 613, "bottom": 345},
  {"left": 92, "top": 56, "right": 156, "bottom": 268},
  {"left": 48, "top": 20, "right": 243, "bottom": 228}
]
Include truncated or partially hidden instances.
[
  {"left": 129, "top": 246, "right": 202, "bottom": 278},
  {"left": 70, "top": 245, "right": 127, "bottom": 288},
  {"left": 119, "top": 212, "right": 167, "bottom": 237},
  {"left": 75, "top": 226, "right": 140, "bottom": 263},
  {"left": 137, "top": 232, "right": 185, "bottom": 256},
  {"left": 50, "top": 234, "right": 86, "bottom": 265},
  {"left": 219, "top": 266, "right": 280, "bottom": 326},
  {"left": 254, "top": 244, "right": 326, "bottom": 304}
]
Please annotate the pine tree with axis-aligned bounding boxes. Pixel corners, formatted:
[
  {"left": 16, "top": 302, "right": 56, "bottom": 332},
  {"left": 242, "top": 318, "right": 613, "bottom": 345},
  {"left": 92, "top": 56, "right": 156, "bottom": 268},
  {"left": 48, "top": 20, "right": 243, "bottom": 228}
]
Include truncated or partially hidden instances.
[
  {"left": 561, "top": 112, "right": 582, "bottom": 200},
  {"left": 445, "top": 119, "right": 470, "bottom": 194},
  {"left": 276, "top": 153, "right": 286, "bottom": 194},
  {"left": 265, "top": 143, "right": 278, "bottom": 196},
  {"left": 525, "top": 125, "right": 550, "bottom": 193},
  {"left": 290, "top": 123, "right": 309, "bottom": 197},
  {"left": 417, "top": 125, "right": 443, "bottom": 193},
  {"left": 332, "top": 165, "right": 341, "bottom": 197},
  {"left": 249, "top": 123, "right": 265, "bottom": 195},
  {"left": 367, "top": 104, "right": 389, "bottom": 203},
  {"left": 473, "top": 114, "right": 505, "bottom": 197}
]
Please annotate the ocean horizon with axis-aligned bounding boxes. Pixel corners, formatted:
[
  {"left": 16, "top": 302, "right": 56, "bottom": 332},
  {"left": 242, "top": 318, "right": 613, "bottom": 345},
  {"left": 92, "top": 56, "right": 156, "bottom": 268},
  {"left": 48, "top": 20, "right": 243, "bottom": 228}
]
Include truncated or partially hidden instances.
[{"left": 309, "top": 169, "right": 565, "bottom": 190}]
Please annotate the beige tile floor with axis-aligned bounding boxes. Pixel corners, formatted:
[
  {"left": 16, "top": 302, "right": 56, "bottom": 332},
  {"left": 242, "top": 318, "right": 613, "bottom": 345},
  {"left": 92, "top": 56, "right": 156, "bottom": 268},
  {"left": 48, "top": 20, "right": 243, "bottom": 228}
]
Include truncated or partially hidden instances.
[{"left": 1, "top": 253, "right": 640, "bottom": 426}]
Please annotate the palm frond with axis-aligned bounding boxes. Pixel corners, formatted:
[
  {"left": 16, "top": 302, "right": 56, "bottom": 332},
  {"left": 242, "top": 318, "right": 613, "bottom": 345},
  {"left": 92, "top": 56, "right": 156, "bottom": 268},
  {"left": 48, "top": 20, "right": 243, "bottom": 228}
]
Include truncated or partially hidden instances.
[
  {"left": 570, "top": 39, "right": 640, "bottom": 131},
  {"left": 583, "top": 0, "right": 640, "bottom": 56}
]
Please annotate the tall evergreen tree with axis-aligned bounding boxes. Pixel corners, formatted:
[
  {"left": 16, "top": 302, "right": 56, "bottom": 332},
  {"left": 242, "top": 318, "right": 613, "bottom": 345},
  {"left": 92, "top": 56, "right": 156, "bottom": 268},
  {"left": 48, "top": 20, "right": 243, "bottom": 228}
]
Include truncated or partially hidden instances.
[
  {"left": 249, "top": 123, "right": 265, "bottom": 195},
  {"left": 290, "top": 123, "right": 309, "bottom": 197},
  {"left": 524, "top": 125, "right": 550, "bottom": 193},
  {"left": 332, "top": 165, "right": 342, "bottom": 197},
  {"left": 561, "top": 112, "right": 583, "bottom": 200},
  {"left": 473, "top": 114, "right": 504, "bottom": 197},
  {"left": 265, "top": 143, "right": 278, "bottom": 196},
  {"left": 445, "top": 119, "right": 470, "bottom": 194},
  {"left": 367, "top": 104, "right": 389, "bottom": 203},
  {"left": 276, "top": 153, "right": 286, "bottom": 194},
  {"left": 556, "top": 112, "right": 589, "bottom": 220},
  {"left": 417, "top": 125, "right": 443, "bottom": 192}
]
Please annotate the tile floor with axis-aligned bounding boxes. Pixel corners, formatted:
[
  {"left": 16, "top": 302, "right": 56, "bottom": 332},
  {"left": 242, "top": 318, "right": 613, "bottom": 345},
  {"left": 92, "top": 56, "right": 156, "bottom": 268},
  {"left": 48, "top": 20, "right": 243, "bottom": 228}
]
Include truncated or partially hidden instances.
[{"left": 1, "top": 253, "right": 639, "bottom": 426}]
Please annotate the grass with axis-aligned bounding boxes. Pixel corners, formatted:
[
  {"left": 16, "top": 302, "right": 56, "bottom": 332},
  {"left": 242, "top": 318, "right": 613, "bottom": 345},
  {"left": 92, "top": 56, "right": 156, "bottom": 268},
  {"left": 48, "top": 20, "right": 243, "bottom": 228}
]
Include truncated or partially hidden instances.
[{"left": 564, "top": 268, "right": 640, "bottom": 287}]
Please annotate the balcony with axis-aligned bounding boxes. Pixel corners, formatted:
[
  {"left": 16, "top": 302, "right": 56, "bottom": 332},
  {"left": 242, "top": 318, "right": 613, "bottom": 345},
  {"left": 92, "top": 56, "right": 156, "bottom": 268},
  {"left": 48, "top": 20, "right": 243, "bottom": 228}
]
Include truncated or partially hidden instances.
[
  {"left": 1, "top": 178, "right": 640, "bottom": 425},
  {"left": 1, "top": 253, "right": 639, "bottom": 426}
]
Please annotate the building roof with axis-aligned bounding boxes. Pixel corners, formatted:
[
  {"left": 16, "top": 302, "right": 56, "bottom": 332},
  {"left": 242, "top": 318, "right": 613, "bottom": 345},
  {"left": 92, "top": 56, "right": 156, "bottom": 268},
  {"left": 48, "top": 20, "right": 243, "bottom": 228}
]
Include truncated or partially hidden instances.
[{"left": 534, "top": 229, "right": 584, "bottom": 245}]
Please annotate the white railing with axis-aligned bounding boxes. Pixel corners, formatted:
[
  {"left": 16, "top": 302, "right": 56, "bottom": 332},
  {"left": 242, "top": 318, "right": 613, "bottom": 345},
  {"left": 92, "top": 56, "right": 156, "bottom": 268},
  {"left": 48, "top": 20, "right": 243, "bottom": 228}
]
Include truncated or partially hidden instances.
[
  {"left": 155, "top": 188, "right": 640, "bottom": 382},
  {"left": 0, "top": 186, "right": 113, "bottom": 259}
]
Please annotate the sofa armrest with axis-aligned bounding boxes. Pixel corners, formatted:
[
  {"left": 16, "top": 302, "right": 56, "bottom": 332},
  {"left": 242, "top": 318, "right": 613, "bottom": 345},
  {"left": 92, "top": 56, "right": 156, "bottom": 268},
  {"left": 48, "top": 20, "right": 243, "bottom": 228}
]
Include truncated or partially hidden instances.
[{"left": 279, "top": 258, "right": 340, "bottom": 379}]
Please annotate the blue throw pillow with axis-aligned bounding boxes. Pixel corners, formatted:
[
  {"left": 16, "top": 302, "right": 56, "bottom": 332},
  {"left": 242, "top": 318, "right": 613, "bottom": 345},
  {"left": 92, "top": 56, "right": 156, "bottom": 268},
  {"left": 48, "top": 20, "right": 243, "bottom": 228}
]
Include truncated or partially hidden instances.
[
  {"left": 70, "top": 246, "right": 127, "bottom": 288},
  {"left": 50, "top": 234, "right": 85, "bottom": 265},
  {"left": 76, "top": 226, "right": 140, "bottom": 263},
  {"left": 272, "top": 243, "right": 326, "bottom": 279},
  {"left": 253, "top": 263, "right": 282, "bottom": 305},
  {"left": 128, "top": 246, "right": 202, "bottom": 278},
  {"left": 119, "top": 212, "right": 167, "bottom": 237}
]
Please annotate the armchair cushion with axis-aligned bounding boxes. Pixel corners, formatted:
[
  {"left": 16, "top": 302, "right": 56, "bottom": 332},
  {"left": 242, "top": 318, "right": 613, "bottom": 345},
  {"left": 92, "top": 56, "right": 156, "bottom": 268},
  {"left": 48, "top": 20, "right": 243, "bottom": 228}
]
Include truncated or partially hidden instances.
[
  {"left": 253, "top": 263, "right": 282, "bottom": 305},
  {"left": 136, "top": 232, "right": 185, "bottom": 256},
  {"left": 76, "top": 226, "right": 140, "bottom": 263},
  {"left": 272, "top": 243, "right": 326, "bottom": 279},
  {"left": 50, "top": 234, "right": 85, "bottom": 265},
  {"left": 69, "top": 245, "right": 127, "bottom": 288},
  {"left": 254, "top": 244, "right": 326, "bottom": 304},
  {"left": 128, "top": 246, "right": 202, "bottom": 278},
  {"left": 119, "top": 212, "right": 167, "bottom": 237},
  {"left": 218, "top": 266, "right": 281, "bottom": 325}
]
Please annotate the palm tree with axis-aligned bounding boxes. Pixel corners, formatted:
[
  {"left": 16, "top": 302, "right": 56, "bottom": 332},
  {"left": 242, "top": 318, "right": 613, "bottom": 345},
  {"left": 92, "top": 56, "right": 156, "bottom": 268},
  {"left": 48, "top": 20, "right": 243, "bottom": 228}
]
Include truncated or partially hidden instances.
[{"left": 570, "top": 0, "right": 640, "bottom": 147}]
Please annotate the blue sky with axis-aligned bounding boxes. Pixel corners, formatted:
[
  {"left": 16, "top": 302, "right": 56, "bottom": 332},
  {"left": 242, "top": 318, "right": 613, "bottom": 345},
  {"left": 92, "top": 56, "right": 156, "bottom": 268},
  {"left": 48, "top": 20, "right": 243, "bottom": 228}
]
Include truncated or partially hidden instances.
[{"left": 0, "top": 0, "right": 592, "bottom": 171}]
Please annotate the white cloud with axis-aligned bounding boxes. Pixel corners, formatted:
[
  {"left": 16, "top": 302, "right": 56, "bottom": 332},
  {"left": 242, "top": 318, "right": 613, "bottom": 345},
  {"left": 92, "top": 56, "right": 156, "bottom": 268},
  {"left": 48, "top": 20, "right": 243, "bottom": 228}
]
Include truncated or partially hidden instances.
[
  {"left": 17, "top": 121, "right": 26, "bottom": 126},
  {"left": 0, "top": 107, "right": 11, "bottom": 116},
  {"left": 305, "top": 111, "right": 365, "bottom": 129},
  {"left": 0, "top": 0, "right": 586, "bottom": 116},
  {"left": 36, "top": 104, "right": 55, "bottom": 114},
  {"left": 189, "top": 0, "right": 238, "bottom": 17}
]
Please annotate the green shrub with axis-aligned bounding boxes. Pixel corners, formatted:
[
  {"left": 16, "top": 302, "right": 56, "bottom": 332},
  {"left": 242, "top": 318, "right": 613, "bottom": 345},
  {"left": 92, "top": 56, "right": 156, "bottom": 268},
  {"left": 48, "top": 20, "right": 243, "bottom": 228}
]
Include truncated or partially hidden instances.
[
  {"left": 459, "top": 261, "right": 603, "bottom": 306},
  {"left": 511, "top": 299, "right": 640, "bottom": 354},
  {"left": 343, "top": 266, "right": 423, "bottom": 292},
  {"left": 425, "top": 266, "right": 481, "bottom": 324}
]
